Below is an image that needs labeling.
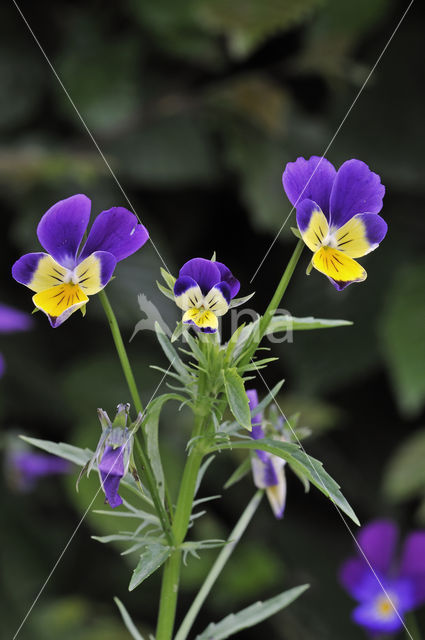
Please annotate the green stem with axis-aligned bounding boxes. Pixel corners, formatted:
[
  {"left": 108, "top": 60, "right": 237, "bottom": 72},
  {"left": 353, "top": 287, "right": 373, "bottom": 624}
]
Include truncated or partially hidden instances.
[
  {"left": 98, "top": 289, "right": 173, "bottom": 545},
  {"left": 241, "top": 239, "right": 304, "bottom": 366},
  {"left": 258, "top": 238, "right": 304, "bottom": 340},
  {"left": 405, "top": 612, "right": 422, "bottom": 640},
  {"left": 174, "top": 490, "right": 264, "bottom": 640},
  {"left": 155, "top": 414, "right": 207, "bottom": 640}
]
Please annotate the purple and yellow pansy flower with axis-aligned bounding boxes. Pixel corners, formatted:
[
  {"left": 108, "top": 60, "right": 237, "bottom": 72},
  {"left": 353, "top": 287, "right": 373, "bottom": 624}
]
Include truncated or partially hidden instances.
[
  {"left": 247, "top": 389, "right": 287, "bottom": 519},
  {"left": 174, "top": 257, "right": 240, "bottom": 333},
  {"left": 340, "top": 520, "right": 425, "bottom": 635},
  {"left": 282, "top": 156, "right": 388, "bottom": 290},
  {"left": 12, "top": 194, "right": 149, "bottom": 327}
]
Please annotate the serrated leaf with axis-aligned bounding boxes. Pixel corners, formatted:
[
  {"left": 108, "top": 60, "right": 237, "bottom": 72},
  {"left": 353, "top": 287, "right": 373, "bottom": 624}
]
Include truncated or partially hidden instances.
[
  {"left": 196, "top": 584, "right": 309, "bottom": 639},
  {"left": 129, "top": 544, "right": 171, "bottom": 591},
  {"left": 208, "top": 438, "right": 359, "bottom": 525},
  {"left": 223, "top": 368, "right": 251, "bottom": 430},
  {"left": 114, "top": 598, "right": 145, "bottom": 640},
  {"left": 224, "top": 456, "right": 251, "bottom": 489}
]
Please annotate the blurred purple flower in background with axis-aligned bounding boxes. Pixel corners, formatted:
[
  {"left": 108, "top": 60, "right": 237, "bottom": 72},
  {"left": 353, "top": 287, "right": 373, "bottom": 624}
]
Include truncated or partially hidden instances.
[
  {"left": 340, "top": 519, "right": 425, "bottom": 635},
  {"left": 7, "top": 451, "right": 71, "bottom": 492},
  {"left": 0, "top": 303, "right": 32, "bottom": 377}
]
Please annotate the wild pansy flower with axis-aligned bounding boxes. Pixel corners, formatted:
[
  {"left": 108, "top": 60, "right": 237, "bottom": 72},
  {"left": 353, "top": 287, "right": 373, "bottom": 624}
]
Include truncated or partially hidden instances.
[
  {"left": 340, "top": 519, "right": 425, "bottom": 635},
  {"left": 282, "top": 156, "right": 387, "bottom": 290},
  {"left": 173, "top": 257, "right": 240, "bottom": 333},
  {"left": 12, "top": 194, "right": 149, "bottom": 327},
  {"left": 6, "top": 451, "right": 71, "bottom": 491},
  {"left": 0, "top": 303, "right": 32, "bottom": 377},
  {"left": 91, "top": 403, "right": 138, "bottom": 508},
  {"left": 247, "top": 389, "right": 287, "bottom": 519}
]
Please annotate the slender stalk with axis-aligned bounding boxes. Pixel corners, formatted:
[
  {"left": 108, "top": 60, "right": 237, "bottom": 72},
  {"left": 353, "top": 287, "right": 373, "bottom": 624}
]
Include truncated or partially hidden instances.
[
  {"left": 405, "top": 613, "right": 422, "bottom": 640},
  {"left": 98, "top": 289, "right": 173, "bottom": 544},
  {"left": 241, "top": 239, "right": 304, "bottom": 366},
  {"left": 174, "top": 490, "right": 264, "bottom": 640}
]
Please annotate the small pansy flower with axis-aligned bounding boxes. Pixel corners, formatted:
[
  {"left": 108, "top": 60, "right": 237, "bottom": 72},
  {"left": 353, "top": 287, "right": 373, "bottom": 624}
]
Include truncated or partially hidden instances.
[
  {"left": 6, "top": 451, "right": 71, "bottom": 492},
  {"left": 12, "top": 194, "right": 149, "bottom": 327},
  {"left": 340, "top": 519, "right": 425, "bottom": 635},
  {"left": 91, "top": 403, "right": 138, "bottom": 508},
  {"left": 247, "top": 389, "right": 287, "bottom": 519},
  {"left": 282, "top": 156, "right": 387, "bottom": 290},
  {"left": 173, "top": 257, "right": 240, "bottom": 333},
  {"left": 0, "top": 303, "right": 32, "bottom": 377}
]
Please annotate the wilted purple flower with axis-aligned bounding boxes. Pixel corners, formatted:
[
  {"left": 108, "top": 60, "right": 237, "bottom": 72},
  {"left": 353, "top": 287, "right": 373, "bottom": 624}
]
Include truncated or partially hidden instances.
[
  {"left": 12, "top": 195, "right": 149, "bottom": 327},
  {"left": 92, "top": 403, "right": 137, "bottom": 509},
  {"left": 174, "top": 257, "right": 240, "bottom": 333},
  {"left": 282, "top": 157, "right": 387, "bottom": 290},
  {"left": 8, "top": 451, "right": 71, "bottom": 491},
  {"left": 0, "top": 303, "right": 32, "bottom": 377},
  {"left": 340, "top": 520, "right": 425, "bottom": 635},
  {"left": 247, "top": 389, "right": 287, "bottom": 519}
]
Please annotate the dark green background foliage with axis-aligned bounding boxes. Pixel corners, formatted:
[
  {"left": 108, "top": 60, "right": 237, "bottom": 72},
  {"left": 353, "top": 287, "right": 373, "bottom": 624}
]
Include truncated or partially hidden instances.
[{"left": 1, "top": 0, "right": 425, "bottom": 638}]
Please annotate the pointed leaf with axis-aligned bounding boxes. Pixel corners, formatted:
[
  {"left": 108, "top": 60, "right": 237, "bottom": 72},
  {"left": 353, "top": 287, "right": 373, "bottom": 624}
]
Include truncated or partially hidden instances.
[
  {"left": 20, "top": 435, "right": 92, "bottom": 466},
  {"left": 114, "top": 597, "right": 145, "bottom": 640},
  {"left": 155, "top": 322, "right": 191, "bottom": 380},
  {"left": 196, "top": 584, "right": 309, "bottom": 639},
  {"left": 265, "top": 314, "right": 352, "bottom": 334},
  {"left": 208, "top": 438, "right": 359, "bottom": 525},
  {"left": 224, "top": 456, "right": 251, "bottom": 489},
  {"left": 228, "top": 292, "right": 255, "bottom": 309},
  {"left": 223, "top": 368, "right": 251, "bottom": 430},
  {"left": 129, "top": 543, "right": 171, "bottom": 591}
]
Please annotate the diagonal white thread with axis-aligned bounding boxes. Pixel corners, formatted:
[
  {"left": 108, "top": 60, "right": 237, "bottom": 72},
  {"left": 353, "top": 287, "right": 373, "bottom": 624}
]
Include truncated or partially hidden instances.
[
  {"left": 251, "top": 360, "right": 414, "bottom": 639},
  {"left": 250, "top": 0, "right": 415, "bottom": 283},
  {"left": 12, "top": 361, "right": 175, "bottom": 640},
  {"left": 11, "top": 0, "right": 170, "bottom": 274}
]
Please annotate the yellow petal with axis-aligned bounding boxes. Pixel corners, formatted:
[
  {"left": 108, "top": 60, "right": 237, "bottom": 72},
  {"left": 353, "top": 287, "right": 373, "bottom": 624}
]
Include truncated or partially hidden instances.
[
  {"left": 334, "top": 215, "right": 375, "bottom": 258},
  {"left": 27, "top": 255, "right": 67, "bottom": 292},
  {"left": 312, "top": 246, "right": 366, "bottom": 286},
  {"left": 300, "top": 208, "right": 330, "bottom": 253},
  {"left": 182, "top": 308, "right": 218, "bottom": 331},
  {"left": 33, "top": 284, "right": 88, "bottom": 326},
  {"left": 74, "top": 254, "right": 104, "bottom": 295}
]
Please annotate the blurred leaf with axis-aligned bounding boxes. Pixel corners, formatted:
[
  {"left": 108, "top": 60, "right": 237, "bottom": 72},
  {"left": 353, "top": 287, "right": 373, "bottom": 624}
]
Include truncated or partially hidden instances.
[
  {"left": 129, "top": 543, "right": 171, "bottom": 591},
  {"left": 196, "top": 584, "right": 309, "bottom": 639},
  {"left": 383, "top": 428, "right": 425, "bottom": 503},
  {"left": 223, "top": 368, "right": 251, "bottom": 430},
  {"left": 0, "top": 45, "right": 44, "bottom": 130},
  {"left": 198, "top": 0, "right": 325, "bottom": 57},
  {"left": 224, "top": 456, "right": 251, "bottom": 489},
  {"left": 57, "top": 26, "right": 142, "bottom": 135},
  {"left": 20, "top": 436, "right": 92, "bottom": 466},
  {"left": 380, "top": 260, "right": 425, "bottom": 417},
  {"left": 109, "top": 115, "right": 218, "bottom": 186}
]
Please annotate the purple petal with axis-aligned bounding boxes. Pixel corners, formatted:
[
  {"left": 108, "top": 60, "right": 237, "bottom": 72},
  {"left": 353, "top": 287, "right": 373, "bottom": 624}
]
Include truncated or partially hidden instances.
[
  {"left": 339, "top": 557, "right": 382, "bottom": 602},
  {"left": 399, "top": 532, "right": 425, "bottom": 606},
  {"left": 329, "top": 160, "right": 385, "bottom": 229},
  {"left": 282, "top": 156, "right": 337, "bottom": 217},
  {"left": 352, "top": 599, "right": 404, "bottom": 635},
  {"left": 174, "top": 275, "right": 199, "bottom": 297},
  {"left": 12, "top": 252, "right": 53, "bottom": 289},
  {"left": 210, "top": 281, "right": 231, "bottom": 306},
  {"left": 37, "top": 195, "right": 91, "bottom": 267},
  {"left": 0, "top": 303, "right": 32, "bottom": 333},
  {"left": 0, "top": 353, "right": 5, "bottom": 378},
  {"left": 79, "top": 207, "right": 149, "bottom": 263},
  {"left": 179, "top": 258, "right": 221, "bottom": 296},
  {"left": 247, "top": 389, "right": 265, "bottom": 440},
  {"left": 215, "top": 261, "right": 240, "bottom": 298},
  {"left": 99, "top": 445, "right": 124, "bottom": 508},
  {"left": 357, "top": 520, "right": 398, "bottom": 575}
]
